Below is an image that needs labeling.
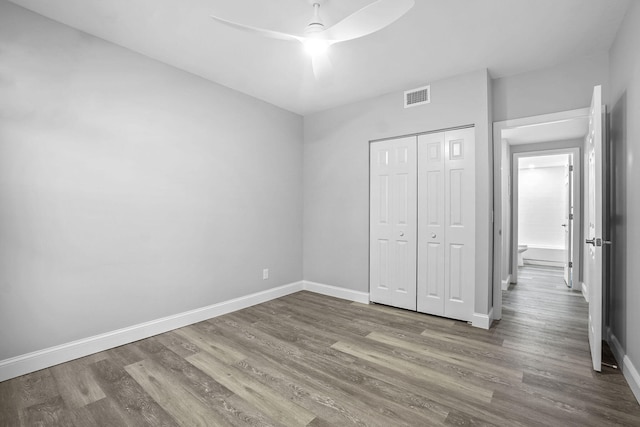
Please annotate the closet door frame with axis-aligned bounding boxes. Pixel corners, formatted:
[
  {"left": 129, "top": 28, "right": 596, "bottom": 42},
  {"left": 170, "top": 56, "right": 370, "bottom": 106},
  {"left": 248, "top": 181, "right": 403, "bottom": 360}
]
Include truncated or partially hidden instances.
[{"left": 369, "top": 125, "right": 475, "bottom": 321}]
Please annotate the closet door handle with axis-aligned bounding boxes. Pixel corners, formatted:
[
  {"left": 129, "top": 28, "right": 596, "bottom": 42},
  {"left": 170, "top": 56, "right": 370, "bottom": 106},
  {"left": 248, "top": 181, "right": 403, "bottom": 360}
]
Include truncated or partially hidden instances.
[
  {"left": 399, "top": 232, "right": 405, "bottom": 237},
  {"left": 431, "top": 233, "right": 437, "bottom": 238}
]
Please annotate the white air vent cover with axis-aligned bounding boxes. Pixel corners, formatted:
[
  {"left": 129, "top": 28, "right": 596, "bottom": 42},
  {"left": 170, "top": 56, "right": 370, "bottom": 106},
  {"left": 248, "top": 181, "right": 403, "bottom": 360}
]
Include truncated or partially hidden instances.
[{"left": 404, "top": 85, "right": 430, "bottom": 108}]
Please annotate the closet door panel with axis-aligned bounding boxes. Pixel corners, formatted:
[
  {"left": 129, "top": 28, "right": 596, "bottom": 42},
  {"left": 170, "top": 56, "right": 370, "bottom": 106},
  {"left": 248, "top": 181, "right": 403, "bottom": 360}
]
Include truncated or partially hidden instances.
[
  {"left": 448, "top": 244, "right": 464, "bottom": 301},
  {"left": 444, "top": 128, "right": 476, "bottom": 322},
  {"left": 417, "top": 133, "right": 445, "bottom": 315},
  {"left": 376, "top": 239, "right": 390, "bottom": 290},
  {"left": 370, "top": 137, "right": 417, "bottom": 310},
  {"left": 425, "top": 242, "right": 443, "bottom": 298}
]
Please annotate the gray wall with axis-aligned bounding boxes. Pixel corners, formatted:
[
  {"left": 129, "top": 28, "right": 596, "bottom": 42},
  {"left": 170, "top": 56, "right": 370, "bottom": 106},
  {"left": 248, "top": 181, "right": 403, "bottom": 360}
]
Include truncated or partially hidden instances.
[
  {"left": 0, "top": 2, "right": 303, "bottom": 360},
  {"left": 303, "top": 69, "right": 493, "bottom": 316},
  {"left": 493, "top": 53, "right": 610, "bottom": 122},
  {"left": 609, "top": 0, "right": 640, "bottom": 380}
]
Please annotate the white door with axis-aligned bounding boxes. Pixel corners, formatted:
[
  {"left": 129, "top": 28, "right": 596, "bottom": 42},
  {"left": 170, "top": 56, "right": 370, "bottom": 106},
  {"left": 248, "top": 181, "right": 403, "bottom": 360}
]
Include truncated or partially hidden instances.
[
  {"left": 585, "top": 85, "right": 604, "bottom": 372},
  {"left": 417, "top": 128, "right": 475, "bottom": 322},
  {"left": 563, "top": 158, "right": 573, "bottom": 287},
  {"left": 443, "top": 128, "right": 476, "bottom": 321},
  {"left": 417, "top": 132, "right": 445, "bottom": 315},
  {"left": 370, "top": 137, "right": 417, "bottom": 310}
]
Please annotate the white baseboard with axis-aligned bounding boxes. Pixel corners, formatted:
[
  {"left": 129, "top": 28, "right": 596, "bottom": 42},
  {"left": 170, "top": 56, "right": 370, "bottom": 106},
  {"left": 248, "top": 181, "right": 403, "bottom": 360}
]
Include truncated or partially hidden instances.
[
  {"left": 0, "top": 280, "right": 370, "bottom": 382},
  {"left": 0, "top": 281, "right": 304, "bottom": 382},
  {"left": 472, "top": 308, "right": 494, "bottom": 330},
  {"left": 523, "top": 260, "right": 565, "bottom": 268},
  {"left": 607, "top": 329, "right": 640, "bottom": 404},
  {"left": 501, "top": 274, "right": 512, "bottom": 291},
  {"left": 302, "top": 280, "right": 370, "bottom": 304},
  {"left": 582, "top": 281, "right": 589, "bottom": 302}
]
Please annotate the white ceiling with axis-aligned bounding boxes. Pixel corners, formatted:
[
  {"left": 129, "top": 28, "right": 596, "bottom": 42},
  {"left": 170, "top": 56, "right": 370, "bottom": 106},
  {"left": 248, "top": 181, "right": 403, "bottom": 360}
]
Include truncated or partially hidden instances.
[
  {"left": 518, "top": 154, "right": 569, "bottom": 169},
  {"left": 8, "top": 0, "right": 630, "bottom": 115}
]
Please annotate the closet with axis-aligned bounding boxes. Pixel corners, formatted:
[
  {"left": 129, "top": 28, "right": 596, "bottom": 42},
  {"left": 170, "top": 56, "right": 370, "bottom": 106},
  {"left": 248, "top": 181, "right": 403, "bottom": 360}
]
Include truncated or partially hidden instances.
[{"left": 369, "top": 127, "right": 475, "bottom": 322}]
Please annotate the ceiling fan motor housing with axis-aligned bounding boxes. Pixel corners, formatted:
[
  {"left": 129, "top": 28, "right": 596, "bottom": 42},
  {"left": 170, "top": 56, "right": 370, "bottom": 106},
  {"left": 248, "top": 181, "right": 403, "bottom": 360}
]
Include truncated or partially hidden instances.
[{"left": 305, "top": 2, "right": 325, "bottom": 35}]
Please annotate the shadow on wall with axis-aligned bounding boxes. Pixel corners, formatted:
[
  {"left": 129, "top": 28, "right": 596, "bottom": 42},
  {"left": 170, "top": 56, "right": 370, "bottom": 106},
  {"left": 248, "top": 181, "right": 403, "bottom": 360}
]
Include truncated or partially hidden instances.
[{"left": 609, "top": 91, "right": 627, "bottom": 349}]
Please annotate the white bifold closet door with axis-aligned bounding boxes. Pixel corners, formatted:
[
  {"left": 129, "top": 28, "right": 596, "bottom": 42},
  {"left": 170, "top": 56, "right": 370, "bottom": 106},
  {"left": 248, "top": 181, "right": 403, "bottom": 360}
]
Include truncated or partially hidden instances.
[
  {"left": 417, "top": 128, "right": 475, "bottom": 321},
  {"left": 369, "top": 136, "right": 417, "bottom": 310}
]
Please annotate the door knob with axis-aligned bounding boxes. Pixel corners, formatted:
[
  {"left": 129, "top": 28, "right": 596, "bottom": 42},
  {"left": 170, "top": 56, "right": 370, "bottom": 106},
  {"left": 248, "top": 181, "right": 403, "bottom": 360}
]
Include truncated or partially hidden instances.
[
  {"left": 399, "top": 232, "right": 404, "bottom": 237},
  {"left": 431, "top": 233, "right": 437, "bottom": 238},
  {"left": 586, "top": 238, "right": 611, "bottom": 247}
]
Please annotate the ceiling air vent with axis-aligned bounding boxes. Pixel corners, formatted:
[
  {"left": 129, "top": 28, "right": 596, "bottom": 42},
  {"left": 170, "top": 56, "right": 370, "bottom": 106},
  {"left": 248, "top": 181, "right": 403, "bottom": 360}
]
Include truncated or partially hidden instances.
[{"left": 404, "top": 85, "right": 430, "bottom": 108}]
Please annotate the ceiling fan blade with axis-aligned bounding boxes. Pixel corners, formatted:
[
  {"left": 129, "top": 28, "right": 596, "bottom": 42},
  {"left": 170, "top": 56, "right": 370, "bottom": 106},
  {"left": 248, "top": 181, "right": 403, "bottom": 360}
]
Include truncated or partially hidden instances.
[
  {"left": 323, "top": 0, "right": 415, "bottom": 43},
  {"left": 210, "top": 15, "right": 303, "bottom": 42},
  {"left": 311, "top": 52, "right": 332, "bottom": 80}
]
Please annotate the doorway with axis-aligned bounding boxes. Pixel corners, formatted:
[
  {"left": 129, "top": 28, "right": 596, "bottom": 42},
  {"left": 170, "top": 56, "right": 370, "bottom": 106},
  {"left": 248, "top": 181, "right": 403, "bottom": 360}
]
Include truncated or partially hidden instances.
[
  {"left": 512, "top": 150, "right": 579, "bottom": 289},
  {"left": 492, "top": 109, "right": 589, "bottom": 320}
]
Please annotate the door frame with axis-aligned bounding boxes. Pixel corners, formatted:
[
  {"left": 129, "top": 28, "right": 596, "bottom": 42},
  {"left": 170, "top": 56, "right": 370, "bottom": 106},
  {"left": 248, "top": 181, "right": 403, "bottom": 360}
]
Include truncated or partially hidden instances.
[
  {"left": 492, "top": 108, "right": 589, "bottom": 320},
  {"left": 510, "top": 148, "right": 581, "bottom": 285}
]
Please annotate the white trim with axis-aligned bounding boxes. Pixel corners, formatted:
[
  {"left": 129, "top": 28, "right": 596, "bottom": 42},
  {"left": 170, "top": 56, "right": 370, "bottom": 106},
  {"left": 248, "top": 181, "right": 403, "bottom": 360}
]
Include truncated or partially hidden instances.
[
  {"left": 497, "top": 108, "right": 590, "bottom": 129},
  {"left": 0, "top": 281, "right": 304, "bottom": 382},
  {"left": 608, "top": 328, "right": 624, "bottom": 366},
  {"left": 608, "top": 329, "right": 640, "bottom": 404},
  {"left": 0, "top": 281, "right": 371, "bottom": 382},
  {"left": 501, "top": 273, "right": 512, "bottom": 290},
  {"left": 303, "top": 280, "right": 370, "bottom": 304},
  {"left": 582, "top": 281, "right": 589, "bottom": 302},
  {"left": 472, "top": 308, "right": 494, "bottom": 330},
  {"left": 521, "top": 244, "right": 566, "bottom": 250},
  {"left": 620, "top": 354, "right": 640, "bottom": 403},
  {"left": 523, "top": 260, "right": 565, "bottom": 268}
]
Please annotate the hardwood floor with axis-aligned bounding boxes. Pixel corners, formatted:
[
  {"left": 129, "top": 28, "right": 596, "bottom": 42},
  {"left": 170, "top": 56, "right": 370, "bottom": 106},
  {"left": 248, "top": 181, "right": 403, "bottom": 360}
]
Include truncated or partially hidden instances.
[{"left": 2, "top": 266, "right": 639, "bottom": 426}]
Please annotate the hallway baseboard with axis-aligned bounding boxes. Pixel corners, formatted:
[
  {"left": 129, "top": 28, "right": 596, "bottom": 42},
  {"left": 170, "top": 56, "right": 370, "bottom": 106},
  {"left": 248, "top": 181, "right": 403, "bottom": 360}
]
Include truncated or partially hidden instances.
[
  {"left": 501, "top": 274, "right": 512, "bottom": 290},
  {"left": 582, "top": 281, "right": 589, "bottom": 302},
  {"left": 608, "top": 328, "right": 640, "bottom": 404}
]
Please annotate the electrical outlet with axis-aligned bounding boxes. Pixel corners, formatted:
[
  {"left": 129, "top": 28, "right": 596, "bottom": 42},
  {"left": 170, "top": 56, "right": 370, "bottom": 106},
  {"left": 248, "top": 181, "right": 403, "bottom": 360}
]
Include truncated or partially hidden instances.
[{"left": 262, "top": 268, "right": 269, "bottom": 280}]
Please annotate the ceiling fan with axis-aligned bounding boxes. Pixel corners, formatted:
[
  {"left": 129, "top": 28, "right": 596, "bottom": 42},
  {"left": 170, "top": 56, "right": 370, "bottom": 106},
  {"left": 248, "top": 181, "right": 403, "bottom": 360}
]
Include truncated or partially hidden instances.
[{"left": 210, "top": 0, "right": 415, "bottom": 78}]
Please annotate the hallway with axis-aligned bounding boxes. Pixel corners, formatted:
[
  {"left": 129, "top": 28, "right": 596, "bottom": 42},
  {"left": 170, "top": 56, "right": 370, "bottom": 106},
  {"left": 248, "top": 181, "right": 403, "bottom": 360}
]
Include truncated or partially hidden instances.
[{"left": 497, "top": 265, "right": 638, "bottom": 424}]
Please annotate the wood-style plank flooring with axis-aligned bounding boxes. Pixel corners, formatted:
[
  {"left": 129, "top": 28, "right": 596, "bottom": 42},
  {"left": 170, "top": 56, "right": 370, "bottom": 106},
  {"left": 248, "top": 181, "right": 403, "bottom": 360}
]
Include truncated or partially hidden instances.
[{"left": 1, "top": 265, "right": 639, "bottom": 426}]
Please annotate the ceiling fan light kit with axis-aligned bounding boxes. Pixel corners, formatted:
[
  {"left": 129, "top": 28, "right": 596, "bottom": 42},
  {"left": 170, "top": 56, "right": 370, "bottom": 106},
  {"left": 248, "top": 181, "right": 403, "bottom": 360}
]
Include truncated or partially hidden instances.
[
  {"left": 303, "top": 37, "right": 330, "bottom": 56},
  {"left": 302, "top": 1, "right": 330, "bottom": 56},
  {"left": 210, "top": 0, "right": 415, "bottom": 75}
]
